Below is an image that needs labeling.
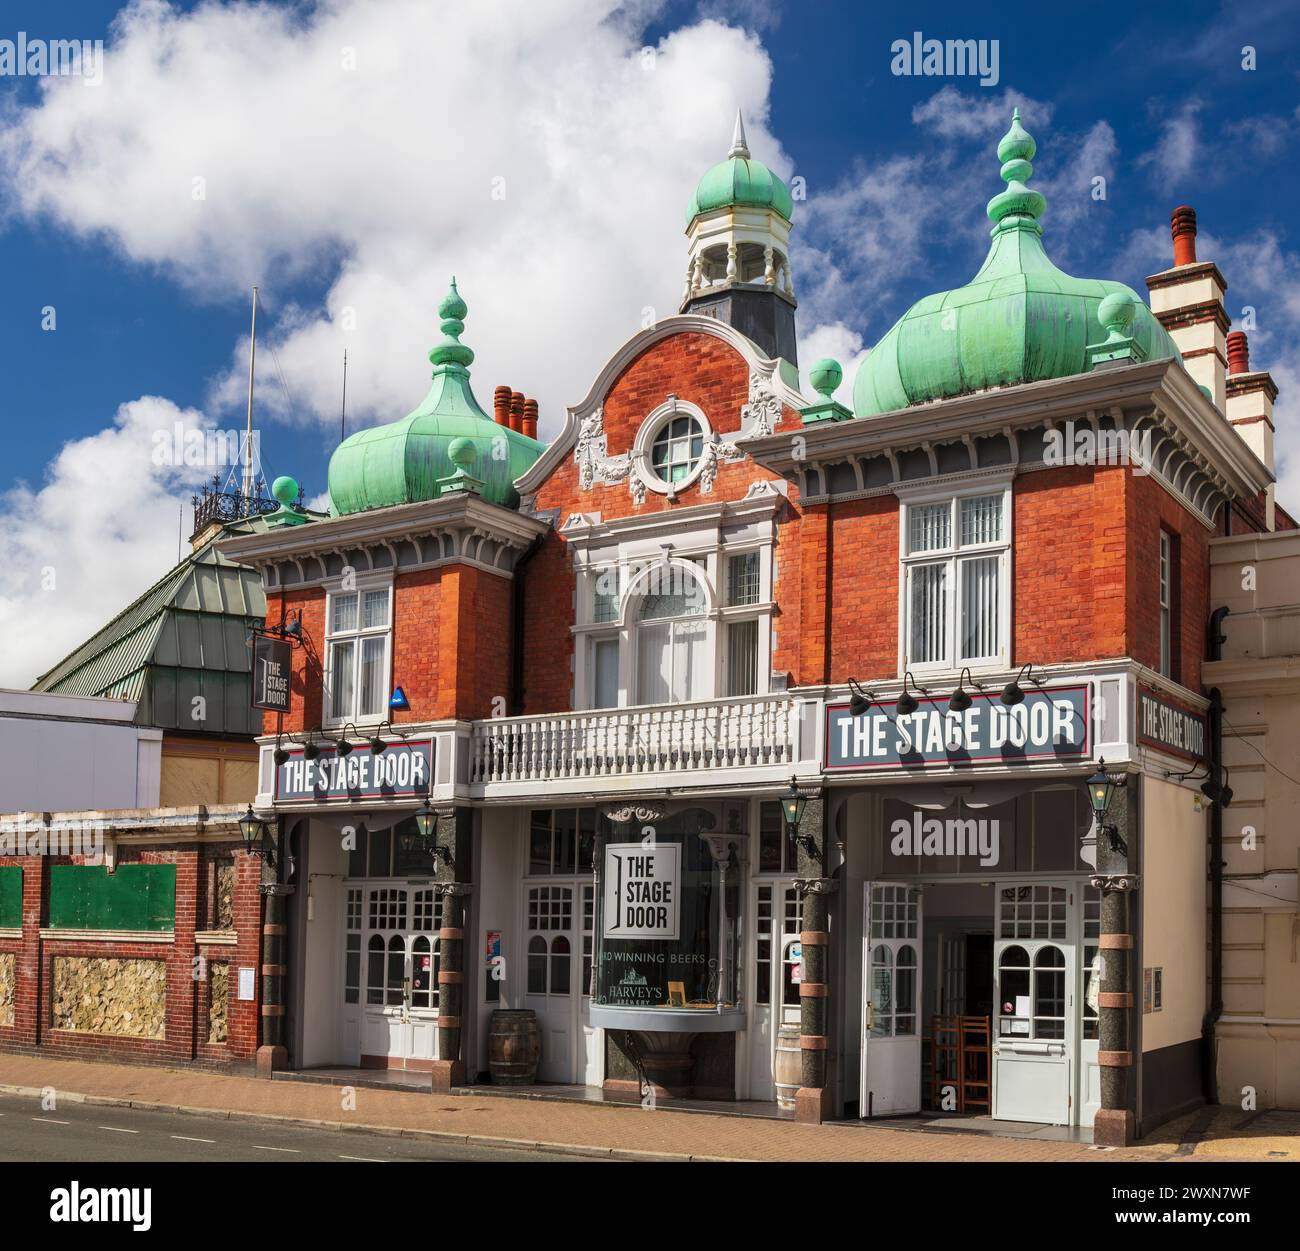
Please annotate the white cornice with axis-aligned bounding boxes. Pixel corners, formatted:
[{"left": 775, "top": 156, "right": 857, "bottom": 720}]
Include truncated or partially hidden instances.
[
  {"left": 741, "top": 358, "right": 1272, "bottom": 506},
  {"left": 515, "top": 314, "right": 808, "bottom": 497},
  {"left": 214, "top": 492, "right": 549, "bottom": 568},
  {"left": 557, "top": 481, "right": 785, "bottom": 549}
]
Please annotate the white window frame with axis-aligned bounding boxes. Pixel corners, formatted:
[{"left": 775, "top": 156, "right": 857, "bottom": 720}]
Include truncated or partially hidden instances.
[
  {"left": 323, "top": 578, "right": 394, "bottom": 728},
  {"left": 630, "top": 398, "right": 712, "bottom": 499},
  {"left": 897, "top": 481, "right": 1012, "bottom": 677}
]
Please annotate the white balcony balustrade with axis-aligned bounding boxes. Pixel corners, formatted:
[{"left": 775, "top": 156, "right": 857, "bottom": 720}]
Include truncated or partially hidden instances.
[{"left": 470, "top": 694, "right": 796, "bottom": 785}]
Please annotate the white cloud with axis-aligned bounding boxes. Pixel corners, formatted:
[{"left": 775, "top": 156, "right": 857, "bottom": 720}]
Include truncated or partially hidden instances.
[
  {"left": 0, "top": 0, "right": 818, "bottom": 685},
  {"left": 911, "top": 85, "right": 1053, "bottom": 141},
  {"left": 797, "top": 322, "right": 867, "bottom": 407},
  {"left": 1, "top": 0, "right": 790, "bottom": 443},
  {"left": 1137, "top": 99, "right": 1203, "bottom": 183},
  {"left": 0, "top": 397, "right": 225, "bottom": 687}
]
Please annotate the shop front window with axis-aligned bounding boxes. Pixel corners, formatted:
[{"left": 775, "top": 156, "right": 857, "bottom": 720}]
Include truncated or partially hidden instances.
[{"left": 592, "top": 807, "right": 743, "bottom": 1024}]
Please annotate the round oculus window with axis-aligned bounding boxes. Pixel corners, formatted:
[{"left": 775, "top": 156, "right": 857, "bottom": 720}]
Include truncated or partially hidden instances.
[{"left": 649, "top": 413, "right": 705, "bottom": 485}]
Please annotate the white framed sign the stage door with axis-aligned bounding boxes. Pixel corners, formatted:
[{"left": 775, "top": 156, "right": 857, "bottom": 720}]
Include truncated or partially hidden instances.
[{"left": 860, "top": 881, "right": 923, "bottom": 1118}]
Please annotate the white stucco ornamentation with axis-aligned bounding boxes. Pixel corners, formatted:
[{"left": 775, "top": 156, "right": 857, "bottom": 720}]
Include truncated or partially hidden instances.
[
  {"left": 574, "top": 406, "right": 634, "bottom": 494},
  {"left": 699, "top": 431, "right": 746, "bottom": 494},
  {"left": 740, "top": 369, "right": 783, "bottom": 439}
]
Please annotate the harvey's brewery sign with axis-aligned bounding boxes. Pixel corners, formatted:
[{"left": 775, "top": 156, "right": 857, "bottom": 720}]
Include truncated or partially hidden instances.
[
  {"left": 826, "top": 686, "right": 1090, "bottom": 770},
  {"left": 274, "top": 740, "right": 434, "bottom": 803}
]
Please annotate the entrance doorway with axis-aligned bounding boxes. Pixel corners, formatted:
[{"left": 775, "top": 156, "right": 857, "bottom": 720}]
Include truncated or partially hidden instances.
[
  {"left": 341, "top": 881, "right": 441, "bottom": 1069},
  {"left": 860, "top": 882, "right": 923, "bottom": 1117},
  {"left": 859, "top": 878, "right": 1099, "bottom": 1128},
  {"left": 748, "top": 881, "right": 800, "bottom": 1101}
]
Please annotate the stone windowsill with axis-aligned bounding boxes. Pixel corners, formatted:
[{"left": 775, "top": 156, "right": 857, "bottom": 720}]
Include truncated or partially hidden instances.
[
  {"left": 0, "top": 928, "right": 21, "bottom": 941},
  {"left": 195, "top": 930, "right": 238, "bottom": 946},
  {"left": 39, "top": 928, "right": 174, "bottom": 944}
]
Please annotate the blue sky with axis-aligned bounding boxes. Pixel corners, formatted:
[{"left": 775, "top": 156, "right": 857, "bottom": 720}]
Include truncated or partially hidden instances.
[{"left": 1, "top": 0, "right": 1297, "bottom": 684}]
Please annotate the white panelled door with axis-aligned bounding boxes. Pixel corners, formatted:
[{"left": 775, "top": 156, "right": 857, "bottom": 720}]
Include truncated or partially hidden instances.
[
  {"left": 860, "top": 882, "right": 923, "bottom": 1118},
  {"left": 748, "top": 882, "right": 801, "bottom": 1100},
  {"left": 992, "top": 882, "right": 1074, "bottom": 1124},
  {"left": 342, "top": 882, "right": 441, "bottom": 1068},
  {"left": 524, "top": 885, "right": 576, "bottom": 1082}
]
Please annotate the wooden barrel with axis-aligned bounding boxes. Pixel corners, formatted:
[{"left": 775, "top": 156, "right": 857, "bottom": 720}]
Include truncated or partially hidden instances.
[
  {"left": 488, "top": 1009, "right": 541, "bottom": 1085},
  {"left": 774, "top": 1023, "right": 801, "bottom": 1109}
]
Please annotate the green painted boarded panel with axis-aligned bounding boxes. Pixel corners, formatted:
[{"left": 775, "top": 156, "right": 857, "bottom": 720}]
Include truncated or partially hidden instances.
[
  {"left": 48, "top": 865, "right": 175, "bottom": 932},
  {"left": 0, "top": 867, "right": 21, "bottom": 928}
]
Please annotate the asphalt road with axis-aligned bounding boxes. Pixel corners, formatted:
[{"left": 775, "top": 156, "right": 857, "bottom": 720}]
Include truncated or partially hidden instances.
[{"left": 0, "top": 1091, "right": 588, "bottom": 1162}]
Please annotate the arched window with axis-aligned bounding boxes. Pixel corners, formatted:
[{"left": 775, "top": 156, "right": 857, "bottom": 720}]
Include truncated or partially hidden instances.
[
  {"left": 1033, "top": 945, "right": 1066, "bottom": 1039},
  {"left": 411, "top": 935, "right": 433, "bottom": 1010},
  {"left": 550, "top": 936, "right": 572, "bottom": 996},
  {"left": 895, "top": 944, "right": 917, "bottom": 1036},
  {"left": 366, "top": 935, "right": 385, "bottom": 1006},
  {"left": 635, "top": 565, "right": 708, "bottom": 705},
  {"left": 869, "top": 946, "right": 893, "bottom": 1037},
  {"left": 385, "top": 935, "right": 405, "bottom": 1006},
  {"left": 527, "top": 935, "right": 547, "bottom": 995}
]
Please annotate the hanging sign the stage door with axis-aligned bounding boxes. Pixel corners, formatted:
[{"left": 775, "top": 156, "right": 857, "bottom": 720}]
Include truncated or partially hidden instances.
[
  {"left": 251, "top": 634, "right": 292, "bottom": 713},
  {"left": 602, "top": 842, "right": 681, "bottom": 941},
  {"left": 1136, "top": 685, "right": 1207, "bottom": 762}
]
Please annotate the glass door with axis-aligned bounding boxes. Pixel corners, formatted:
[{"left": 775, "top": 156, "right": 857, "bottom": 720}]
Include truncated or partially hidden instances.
[
  {"left": 860, "top": 882, "right": 923, "bottom": 1117},
  {"left": 352, "top": 883, "right": 441, "bottom": 1068},
  {"left": 992, "top": 882, "right": 1073, "bottom": 1124},
  {"left": 748, "top": 882, "right": 800, "bottom": 1100},
  {"left": 524, "top": 884, "right": 575, "bottom": 1082}
]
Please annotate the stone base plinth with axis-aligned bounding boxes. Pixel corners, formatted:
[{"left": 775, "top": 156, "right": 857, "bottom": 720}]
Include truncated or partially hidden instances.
[
  {"left": 1093, "top": 1107, "right": 1136, "bottom": 1147},
  {"left": 255, "top": 1045, "right": 289, "bottom": 1077}
]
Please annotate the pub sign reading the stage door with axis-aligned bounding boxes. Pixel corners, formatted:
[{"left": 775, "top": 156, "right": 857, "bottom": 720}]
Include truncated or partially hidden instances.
[
  {"left": 603, "top": 843, "right": 680, "bottom": 941},
  {"left": 251, "top": 634, "right": 292, "bottom": 713}
]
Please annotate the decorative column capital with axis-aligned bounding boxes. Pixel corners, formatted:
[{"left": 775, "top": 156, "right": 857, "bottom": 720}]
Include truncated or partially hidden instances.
[
  {"left": 794, "top": 877, "right": 838, "bottom": 896},
  {"left": 1089, "top": 874, "right": 1140, "bottom": 892}
]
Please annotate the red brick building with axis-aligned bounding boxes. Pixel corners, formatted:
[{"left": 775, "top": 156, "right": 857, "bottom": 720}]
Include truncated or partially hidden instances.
[{"left": 12, "top": 110, "right": 1283, "bottom": 1143}]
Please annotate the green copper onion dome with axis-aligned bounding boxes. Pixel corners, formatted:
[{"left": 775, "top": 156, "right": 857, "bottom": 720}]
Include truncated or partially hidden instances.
[
  {"left": 852, "top": 110, "right": 1180, "bottom": 418},
  {"left": 686, "top": 110, "right": 793, "bottom": 228},
  {"left": 327, "top": 280, "right": 543, "bottom": 514}
]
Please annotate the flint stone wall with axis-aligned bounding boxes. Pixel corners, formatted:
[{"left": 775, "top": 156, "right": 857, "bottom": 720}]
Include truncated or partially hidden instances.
[
  {"left": 0, "top": 953, "right": 13, "bottom": 1027},
  {"left": 51, "top": 956, "right": 166, "bottom": 1039},
  {"left": 208, "top": 962, "right": 229, "bottom": 1044}
]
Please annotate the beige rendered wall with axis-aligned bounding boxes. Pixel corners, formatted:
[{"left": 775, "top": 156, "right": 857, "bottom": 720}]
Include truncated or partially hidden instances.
[
  {"left": 1204, "top": 527, "right": 1300, "bottom": 1110},
  {"left": 1141, "top": 776, "right": 1207, "bottom": 1053}
]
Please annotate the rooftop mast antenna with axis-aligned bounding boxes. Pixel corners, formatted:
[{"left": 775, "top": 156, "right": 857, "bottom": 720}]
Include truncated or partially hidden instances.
[
  {"left": 242, "top": 285, "right": 259, "bottom": 501},
  {"left": 340, "top": 348, "right": 348, "bottom": 445}
]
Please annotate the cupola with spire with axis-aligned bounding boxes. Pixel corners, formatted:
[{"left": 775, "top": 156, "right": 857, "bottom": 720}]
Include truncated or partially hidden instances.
[
  {"left": 327, "top": 279, "right": 544, "bottom": 514},
  {"left": 853, "top": 110, "right": 1181, "bottom": 417},
  {"left": 681, "top": 109, "right": 798, "bottom": 364}
]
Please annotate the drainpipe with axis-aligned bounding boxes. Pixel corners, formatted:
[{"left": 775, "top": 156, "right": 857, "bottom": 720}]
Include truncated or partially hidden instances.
[{"left": 1201, "top": 605, "right": 1229, "bottom": 1104}]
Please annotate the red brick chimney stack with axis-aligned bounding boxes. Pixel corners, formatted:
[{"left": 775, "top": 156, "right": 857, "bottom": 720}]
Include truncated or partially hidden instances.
[
  {"left": 1226, "top": 330, "right": 1250, "bottom": 376},
  {"left": 1171, "top": 205, "right": 1197, "bottom": 267},
  {"left": 522, "top": 399, "right": 539, "bottom": 440},
  {"left": 509, "top": 391, "right": 525, "bottom": 433},
  {"left": 493, "top": 385, "right": 511, "bottom": 427}
]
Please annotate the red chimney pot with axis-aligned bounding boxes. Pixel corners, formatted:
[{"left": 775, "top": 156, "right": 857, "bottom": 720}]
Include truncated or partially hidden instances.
[
  {"left": 1171, "top": 205, "right": 1198, "bottom": 266},
  {"left": 509, "top": 391, "right": 525, "bottom": 434},
  {"left": 1226, "top": 330, "right": 1250, "bottom": 376},
  {"left": 493, "top": 385, "right": 511, "bottom": 426},
  {"left": 522, "top": 399, "right": 539, "bottom": 441}
]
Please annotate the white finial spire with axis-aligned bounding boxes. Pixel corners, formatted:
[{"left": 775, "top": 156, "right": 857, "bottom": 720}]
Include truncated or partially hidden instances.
[{"left": 729, "top": 108, "right": 750, "bottom": 159}]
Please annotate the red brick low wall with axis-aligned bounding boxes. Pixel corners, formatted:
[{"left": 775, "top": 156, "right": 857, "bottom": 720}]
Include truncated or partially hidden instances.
[{"left": 0, "top": 843, "right": 262, "bottom": 1067}]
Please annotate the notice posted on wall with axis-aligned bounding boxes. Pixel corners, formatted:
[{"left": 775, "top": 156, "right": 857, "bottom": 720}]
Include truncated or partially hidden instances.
[{"left": 238, "top": 967, "right": 256, "bottom": 1001}]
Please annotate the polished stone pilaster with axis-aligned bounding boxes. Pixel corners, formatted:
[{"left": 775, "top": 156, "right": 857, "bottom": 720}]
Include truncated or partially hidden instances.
[
  {"left": 1091, "top": 781, "right": 1138, "bottom": 1146},
  {"left": 431, "top": 805, "right": 474, "bottom": 1092},
  {"left": 793, "top": 792, "right": 835, "bottom": 1123}
]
